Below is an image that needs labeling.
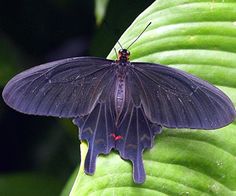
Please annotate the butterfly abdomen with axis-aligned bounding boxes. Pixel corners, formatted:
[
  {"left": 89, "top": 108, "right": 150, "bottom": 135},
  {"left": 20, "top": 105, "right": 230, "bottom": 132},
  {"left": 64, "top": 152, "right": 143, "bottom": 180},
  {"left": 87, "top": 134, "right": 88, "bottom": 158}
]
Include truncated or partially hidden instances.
[{"left": 115, "top": 74, "right": 126, "bottom": 117}]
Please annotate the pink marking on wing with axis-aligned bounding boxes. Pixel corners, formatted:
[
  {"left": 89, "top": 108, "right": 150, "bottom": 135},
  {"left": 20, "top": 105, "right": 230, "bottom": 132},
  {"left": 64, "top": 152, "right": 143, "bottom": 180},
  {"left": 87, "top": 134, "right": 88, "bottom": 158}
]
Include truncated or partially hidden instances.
[
  {"left": 110, "top": 133, "right": 123, "bottom": 141},
  {"left": 115, "top": 135, "right": 123, "bottom": 141}
]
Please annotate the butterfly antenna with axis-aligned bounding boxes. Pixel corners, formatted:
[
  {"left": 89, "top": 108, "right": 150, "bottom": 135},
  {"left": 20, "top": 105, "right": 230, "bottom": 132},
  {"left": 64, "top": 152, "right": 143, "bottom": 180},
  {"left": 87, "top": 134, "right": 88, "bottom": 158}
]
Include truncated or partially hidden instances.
[
  {"left": 117, "top": 41, "right": 123, "bottom": 49},
  {"left": 127, "top": 22, "right": 152, "bottom": 50},
  {"left": 113, "top": 47, "right": 118, "bottom": 59}
]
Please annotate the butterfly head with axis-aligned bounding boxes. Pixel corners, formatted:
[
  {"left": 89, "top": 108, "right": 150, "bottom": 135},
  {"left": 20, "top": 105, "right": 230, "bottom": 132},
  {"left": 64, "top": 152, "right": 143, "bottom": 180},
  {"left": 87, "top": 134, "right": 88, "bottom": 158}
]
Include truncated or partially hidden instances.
[{"left": 118, "top": 49, "right": 130, "bottom": 62}]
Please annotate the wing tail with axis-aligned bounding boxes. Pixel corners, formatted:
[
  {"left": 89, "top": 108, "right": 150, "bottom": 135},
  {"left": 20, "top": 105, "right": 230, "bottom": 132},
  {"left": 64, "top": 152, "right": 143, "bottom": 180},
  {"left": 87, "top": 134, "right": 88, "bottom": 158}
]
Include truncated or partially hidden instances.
[
  {"left": 115, "top": 102, "right": 162, "bottom": 184},
  {"left": 73, "top": 102, "right": 116, "bottom": 175}
]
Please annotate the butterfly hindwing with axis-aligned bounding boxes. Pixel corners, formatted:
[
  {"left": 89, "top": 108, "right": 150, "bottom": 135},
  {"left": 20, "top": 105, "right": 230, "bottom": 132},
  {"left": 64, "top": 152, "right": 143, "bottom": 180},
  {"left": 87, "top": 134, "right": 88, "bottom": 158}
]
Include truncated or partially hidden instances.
[
  {"left": 73, "top": 102, "right": 116, "bottom": 174},
  {"left": 73, "top": 74, "right": 162, "bottom": 184},
  {"left": 115, "top": 99, "right": 162, "bottom": 183},
  {"left": 73, "top": 71, "right": 117, "bottom": 175}
]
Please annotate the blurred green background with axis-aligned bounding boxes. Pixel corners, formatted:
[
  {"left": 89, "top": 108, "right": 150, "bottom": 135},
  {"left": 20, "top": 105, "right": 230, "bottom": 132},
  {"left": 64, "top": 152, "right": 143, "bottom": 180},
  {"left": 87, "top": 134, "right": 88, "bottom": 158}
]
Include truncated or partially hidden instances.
[{"left": 0, "top": 0, "right": 154, "bottom": 195}]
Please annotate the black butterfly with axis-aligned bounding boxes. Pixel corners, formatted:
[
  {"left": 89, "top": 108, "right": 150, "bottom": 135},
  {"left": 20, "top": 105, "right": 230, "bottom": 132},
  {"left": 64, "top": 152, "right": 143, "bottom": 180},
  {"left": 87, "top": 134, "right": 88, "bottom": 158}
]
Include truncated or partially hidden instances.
[{"left": 2, "top": 47, "right": 236, "bottom": 184}]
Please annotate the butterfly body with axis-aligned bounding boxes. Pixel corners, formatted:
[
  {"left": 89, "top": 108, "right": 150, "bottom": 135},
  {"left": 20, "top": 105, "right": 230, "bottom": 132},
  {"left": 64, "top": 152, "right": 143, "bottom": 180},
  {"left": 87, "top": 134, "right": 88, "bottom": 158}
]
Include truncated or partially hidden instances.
[
  {"left": 115, "top": 73, "right": 126, "bottom": 118},
  {"left": 114, "top": 49, "right": 132, "bottom": 120}
]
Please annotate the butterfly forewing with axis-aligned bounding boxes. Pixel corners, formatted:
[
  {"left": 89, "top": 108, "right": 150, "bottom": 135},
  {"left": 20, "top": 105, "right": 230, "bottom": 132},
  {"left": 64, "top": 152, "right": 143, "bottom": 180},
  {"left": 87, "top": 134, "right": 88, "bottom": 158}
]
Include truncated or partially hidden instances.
[
  {"left": 131, "top": 62, "right": 236, "bottom": 129},
  {"left": 2, "top": 57, "right": 114, "bottom": 118}
]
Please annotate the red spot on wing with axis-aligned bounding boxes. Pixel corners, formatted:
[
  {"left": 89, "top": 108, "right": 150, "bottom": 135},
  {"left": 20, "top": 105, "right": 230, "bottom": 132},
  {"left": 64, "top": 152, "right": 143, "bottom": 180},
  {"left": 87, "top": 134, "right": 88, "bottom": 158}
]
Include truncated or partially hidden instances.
[
  {"left": 111, "top": 133, "right": 123, "bottom": 141},
  {"left": 115, "top": 135, "right": 123, "bottom": 141}
]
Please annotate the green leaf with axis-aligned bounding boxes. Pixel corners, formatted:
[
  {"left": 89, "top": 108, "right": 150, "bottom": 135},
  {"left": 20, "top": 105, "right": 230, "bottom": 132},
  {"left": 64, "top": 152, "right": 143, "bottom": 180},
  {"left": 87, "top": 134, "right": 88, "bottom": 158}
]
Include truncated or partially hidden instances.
[
  {"left": 0, "top": 173, "right": 63, "bottom": 196},
  {"left": 95, "top": 0, "right": 110, "bottom": 26},
  {"left": 60, "top": 167, "right": 79, "bottom": 196},
  {"left": 70, "top": 0, "right": 236, "bottom": 195}
]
